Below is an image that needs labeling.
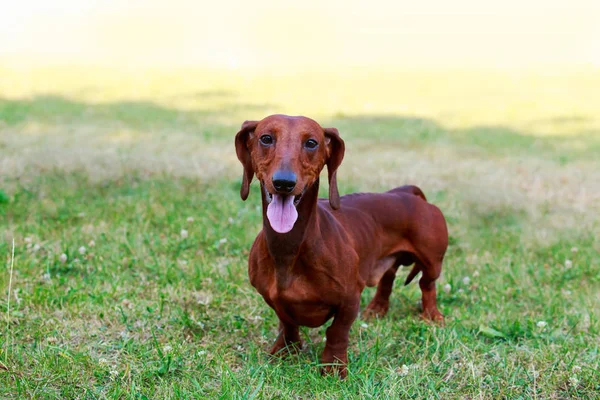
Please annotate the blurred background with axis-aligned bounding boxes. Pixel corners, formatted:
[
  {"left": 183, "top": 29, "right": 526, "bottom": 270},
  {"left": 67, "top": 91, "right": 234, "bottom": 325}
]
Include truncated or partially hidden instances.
[
  {"left": 2, "top": 0, "right": 599, "bottom": 68},
  {"left": 2, "top": 0, "right": 599, "bottom": 175}
]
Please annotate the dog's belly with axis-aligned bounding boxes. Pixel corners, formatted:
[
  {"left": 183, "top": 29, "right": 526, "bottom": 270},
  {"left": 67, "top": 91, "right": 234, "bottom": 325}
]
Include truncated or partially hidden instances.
[{"left": 365, "top": 256, "right": 397, "bottom": 287}]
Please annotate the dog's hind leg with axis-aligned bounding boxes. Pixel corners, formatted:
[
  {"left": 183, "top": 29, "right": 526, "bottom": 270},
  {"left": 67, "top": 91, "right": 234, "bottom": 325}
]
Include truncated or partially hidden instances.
[
  {"left": 362, "top": 266, "right": 399, "bottom": 319},
  {"left": 417, "top": 259, "right": 444, "bottom": 322},
  {"left": 363, "top": 252, "right": 416, "bottom": 319}
]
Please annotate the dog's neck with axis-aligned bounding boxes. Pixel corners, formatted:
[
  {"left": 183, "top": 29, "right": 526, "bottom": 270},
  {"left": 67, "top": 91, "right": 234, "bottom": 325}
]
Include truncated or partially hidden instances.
[{"left": 261, "top": 178, "right": 321, "bottom": 288}]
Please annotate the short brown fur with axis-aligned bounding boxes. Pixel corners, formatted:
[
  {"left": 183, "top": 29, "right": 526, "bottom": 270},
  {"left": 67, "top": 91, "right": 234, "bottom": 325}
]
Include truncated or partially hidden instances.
[{"left": 235, "top": 115, "right": 448, "bottom": 378}]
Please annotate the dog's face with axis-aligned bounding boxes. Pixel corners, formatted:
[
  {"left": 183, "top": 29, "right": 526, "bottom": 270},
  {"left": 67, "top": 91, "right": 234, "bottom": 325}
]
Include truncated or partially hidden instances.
[{"left": 235, "top": 115, "right": 345, "bottom": 233}]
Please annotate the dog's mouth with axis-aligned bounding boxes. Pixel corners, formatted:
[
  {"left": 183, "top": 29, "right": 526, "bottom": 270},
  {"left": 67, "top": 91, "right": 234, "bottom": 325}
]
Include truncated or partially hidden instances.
[
  {"left": 263, "top": 185, "right": 306, "bottom": 233},
  {"left": 264, "top": 186, "right": 306, "bottom": 207}
]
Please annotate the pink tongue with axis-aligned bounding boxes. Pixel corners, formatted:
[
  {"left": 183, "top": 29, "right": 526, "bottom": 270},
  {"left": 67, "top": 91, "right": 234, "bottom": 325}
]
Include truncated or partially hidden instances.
[{"left": 267, "top": 194, "right": 298, "bottom": 233}]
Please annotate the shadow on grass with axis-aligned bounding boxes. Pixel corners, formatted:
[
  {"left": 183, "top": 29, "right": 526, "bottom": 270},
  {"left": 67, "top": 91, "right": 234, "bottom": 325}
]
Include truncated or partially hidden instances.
[
  {"left": 1, "top": 96, "right": 598, "bottom": 161},
  {"left": 327, "top": 114, "right": 600, "bottom": 162}
]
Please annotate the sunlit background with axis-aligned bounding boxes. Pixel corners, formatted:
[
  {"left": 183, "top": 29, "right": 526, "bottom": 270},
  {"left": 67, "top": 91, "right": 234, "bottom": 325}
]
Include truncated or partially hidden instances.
[{"left": 2, "top": 0, "right": 599, "bottom": 68}]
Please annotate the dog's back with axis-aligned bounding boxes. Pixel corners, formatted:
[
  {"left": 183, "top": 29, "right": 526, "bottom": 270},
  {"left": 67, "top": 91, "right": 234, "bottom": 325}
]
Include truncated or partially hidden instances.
[{"left": 318, "top": 185, "right": 446, "bottom": 261}]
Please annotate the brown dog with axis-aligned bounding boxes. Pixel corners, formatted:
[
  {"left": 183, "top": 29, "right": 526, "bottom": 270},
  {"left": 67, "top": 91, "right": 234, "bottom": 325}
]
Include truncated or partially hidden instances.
[{"left": 235, "top": 115, "right": 448, "bottom": 377}]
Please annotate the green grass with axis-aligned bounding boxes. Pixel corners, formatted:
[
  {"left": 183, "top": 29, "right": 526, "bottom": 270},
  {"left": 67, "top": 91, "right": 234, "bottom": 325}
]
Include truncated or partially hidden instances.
[{"left": 1, "top": 66, "right": 599, "bottom": 398}]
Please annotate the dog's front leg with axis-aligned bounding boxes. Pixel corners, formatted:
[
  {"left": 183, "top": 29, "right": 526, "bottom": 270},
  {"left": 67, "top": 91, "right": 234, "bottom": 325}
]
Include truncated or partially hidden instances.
[
  {"left": 270, "top": 319, "right": 302, "bottom": 356},
  {"left": 320, "top": 299, "right": 360, "bottom": 378}
]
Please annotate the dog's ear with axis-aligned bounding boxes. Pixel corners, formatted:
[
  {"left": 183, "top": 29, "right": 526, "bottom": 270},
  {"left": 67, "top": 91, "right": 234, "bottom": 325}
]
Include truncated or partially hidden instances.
[
  {"left": 323, "top": 127, "right": 345, "bottom": 210},
  {"left": 235, "top": 120, "right": 258, "bottom": 200}
]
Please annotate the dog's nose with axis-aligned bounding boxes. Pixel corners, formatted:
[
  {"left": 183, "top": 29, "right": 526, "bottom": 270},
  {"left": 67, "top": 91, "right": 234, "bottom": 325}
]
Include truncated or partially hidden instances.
[{"left": 272, "top": 170, "right": 296, "bottom": 194}]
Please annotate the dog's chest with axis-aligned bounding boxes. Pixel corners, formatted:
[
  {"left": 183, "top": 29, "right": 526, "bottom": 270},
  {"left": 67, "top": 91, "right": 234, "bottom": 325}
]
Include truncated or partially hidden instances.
[{"left": 263, "top": 278, "right": 334, "bottom": 328}]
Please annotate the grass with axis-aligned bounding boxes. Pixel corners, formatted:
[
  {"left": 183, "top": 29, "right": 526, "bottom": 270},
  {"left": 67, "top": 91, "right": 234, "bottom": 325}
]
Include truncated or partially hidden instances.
[{"left": 1, "top": 66, "right": 599, "bottom": 398}]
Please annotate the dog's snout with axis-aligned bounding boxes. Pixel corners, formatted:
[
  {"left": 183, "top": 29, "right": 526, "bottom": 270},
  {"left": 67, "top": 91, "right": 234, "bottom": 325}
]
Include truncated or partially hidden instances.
[{"left": 272, "top": 170, "right": 297, "bottom": 193}]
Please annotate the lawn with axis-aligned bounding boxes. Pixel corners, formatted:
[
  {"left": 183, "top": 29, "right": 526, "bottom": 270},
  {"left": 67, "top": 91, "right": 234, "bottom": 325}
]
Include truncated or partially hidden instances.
[{"left": 1, "top": 66, "right": 599, "bottom": 398}]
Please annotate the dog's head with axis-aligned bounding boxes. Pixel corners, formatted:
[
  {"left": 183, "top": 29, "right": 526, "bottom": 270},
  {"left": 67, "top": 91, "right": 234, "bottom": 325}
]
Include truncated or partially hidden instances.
[{"left": 235, "top": 114, "right": 345, "bottom": 233}]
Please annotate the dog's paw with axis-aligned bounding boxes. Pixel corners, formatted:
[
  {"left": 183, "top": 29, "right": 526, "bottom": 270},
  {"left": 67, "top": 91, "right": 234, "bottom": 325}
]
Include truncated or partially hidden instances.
[
  {"left": 269, "top": 341, "right": 302, "bottom": 358},
  {"left": 420, "top": 309, "right": 445, "bottom": 325},
  {"left": 320, "top": 351, "right": 348, "bottom": 379},
  {"left": 362, "top": 303, "right": 389, "bottom": 320},
  {"left": 320, "top": 363, "right": 348, "bottom": 379}
]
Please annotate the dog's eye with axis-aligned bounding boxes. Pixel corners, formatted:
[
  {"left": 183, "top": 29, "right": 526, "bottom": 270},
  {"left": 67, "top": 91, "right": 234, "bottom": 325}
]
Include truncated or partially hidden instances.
[
  {"left": 259, "top": 135, "right": 273, "bottom": 145},
  {"left": 304, "top": 139, "right": 318, "bottom": 149}
]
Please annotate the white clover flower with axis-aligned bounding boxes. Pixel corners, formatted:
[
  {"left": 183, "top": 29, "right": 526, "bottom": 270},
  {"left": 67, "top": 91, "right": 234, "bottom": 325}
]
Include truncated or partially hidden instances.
[
  {"left": 99, "top": 358, "right": 108, "bottom": 365},
  {"left": 196, "top": 292, "right": 212, "bottom": 306},
  {"left": 88, "top": 240, "right": 95, "bottom": 247},
  {"left": 78, "top": 246, "right": 86, "bottom": 255},
  {"left": 473, "top": 270, "right": 480, "bottom": 277},
  {"left": 564, "top": 260, "right": 572, "bottom": 269},
  {"left": 568, "top": 376, "right": 579, "bottom": 386},
  {"left": 572, "top": 365, "right": 582, "bottom": 373},
  {"left": 59, "top": 253, "right": 68, "bottom": 264},
  {"left": 443, "top": 283, "right": 452, "bottom": 293},
  {"left": 11, "top": 288, "right": 20, "bottom": 305},
  {"left": 33, "top": 244, "right": 41, "bottom": 252},
  {"left": 570, "top": 247, "right": 578, "bottom": 253},
  {"left": 219, "top": 238, "right": 227, "bottom": 244},
  {"left": 42, "top": 273, "right": 51, "bottom": 281},
  {"left": 462, "top": 276, "right": 471, "bottom": 285},
  {"left": 536, "top": 320, "right": 547, "bottom": 328},
  {"left": 398, "top": 364, "right": 409, "bottom": 376},
  {"left": 24, "top": 237, "right": 32, "bottom": 244},
  {"left": 360, "top": 323, "right": 368, "bottom": 328},
  {"left": 163, "top": 345, "right": 173, "bottom": 353},
  {"left": 228, "top": 217, "right": 235, "bottom": 224},
  {"left": 180, "top": 229, "right": 189, "bottom": 239},
  {"left": 197, "top": 350, "right": 206, "bottom": 356},
  {"left": 581, "top": 313, "right": 591, "bottom": 331},
  {"left": 457, "top": 289, "right": 464, "bottom": 294},
  {"left": 187, "top": 216, "right": 194, "bottom": 223},
  {"left": 109, "top": 369, "right": 119, "bottom": 377}
]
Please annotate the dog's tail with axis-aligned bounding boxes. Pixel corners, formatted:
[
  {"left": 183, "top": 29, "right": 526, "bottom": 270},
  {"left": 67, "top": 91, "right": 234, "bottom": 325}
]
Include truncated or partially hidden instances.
[
  {"left": 390, "top": 185, "right": 427, "bottom": 202},
  {"left": 394, "top": 185, "right": 427, "bottom": 286},
  {"left": 404, "top": 264, "right": 421, "bottom": 286},
  {"left": 406, "top": 185, "right": 427, "bottom": 201}
]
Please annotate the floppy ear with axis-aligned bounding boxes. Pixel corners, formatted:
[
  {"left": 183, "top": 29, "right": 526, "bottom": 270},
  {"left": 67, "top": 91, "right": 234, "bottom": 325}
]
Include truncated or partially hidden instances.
[
  {"left": 235, "top": 120, "right": 258, "bottom": 200},
  {"left": 323, "top": 127, "right": 345, "bottom": 210}
]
